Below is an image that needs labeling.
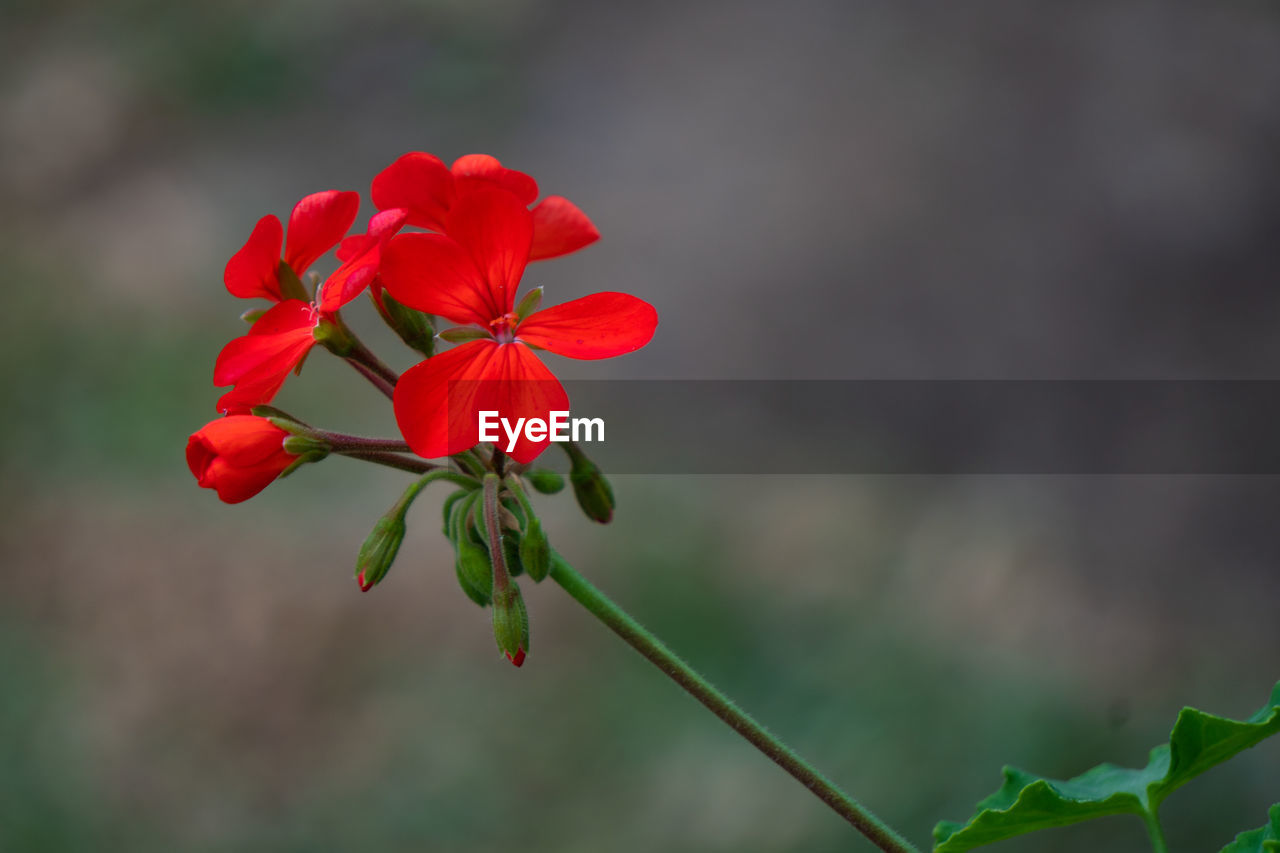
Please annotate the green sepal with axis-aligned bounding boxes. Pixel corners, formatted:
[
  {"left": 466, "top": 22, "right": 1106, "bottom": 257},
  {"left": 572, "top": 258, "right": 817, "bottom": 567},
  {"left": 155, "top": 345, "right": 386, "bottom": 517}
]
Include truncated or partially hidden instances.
[
  {"left": 355, "top": 513, "right": 406, "bottom": 591},
  {"left": 276, "top": 259, "right": 310, "bottom": 303},
  {"left": 438, "top": 327, "right": 491, "bottom": 344},
  {"left": 513, "top": 286, "right": 542, "bottom": 323},
  {"left": 502, "top": 534, "right": 524, "bottom": 577},
  {"left": 564, "top": 442, "right": 614, "bottom": 524},
  {"left": 250, "top": 405, "right": 303, "bottom": 424},
  {"left": 934, "top": 681, "right": 1280, "bottom": 852},
  {"left": 240, "top": 307, "right": 268, "bottom": 324},
  {"left": 524, "top": 469, "right": 565, "bottom": 495},
  {"left": 441, "top": 490, "right": 468, "bottom": 536},
  {"left": 278, "top": 449, "right": 327, "bottom": 479},
  {"left": 519, "top": 517, "right": 550, "bottom": 582},
  {"left": 455, "top": 539, "right": 493, "bottom": 606},
  {"left": 491, "top": 584, "right": 529, "bottom": 666},
  {"left": 378, "top": 291, "right": 435, "bottom": 358},
  {"left": 312, "top": 316, "right": 355, "bottom": 357},
  {"left": 1220, "top": 804, "right": 1280, "bottom": 853},
  {"left": 282, "top": 434, "right": 329, "bottom": 456}
]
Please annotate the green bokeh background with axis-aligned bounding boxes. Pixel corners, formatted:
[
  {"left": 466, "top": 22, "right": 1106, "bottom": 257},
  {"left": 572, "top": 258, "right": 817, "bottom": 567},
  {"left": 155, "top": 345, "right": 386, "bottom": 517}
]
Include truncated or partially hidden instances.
[{"left": 2, "top": 2, "right": 1279, "bottom": 851}]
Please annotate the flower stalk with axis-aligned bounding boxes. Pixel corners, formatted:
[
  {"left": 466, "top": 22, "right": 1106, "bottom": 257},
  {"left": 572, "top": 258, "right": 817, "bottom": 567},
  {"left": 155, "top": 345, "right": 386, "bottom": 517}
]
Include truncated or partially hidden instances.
[{"left": 548, "top": 551, "right": 921, "bottom": 853}]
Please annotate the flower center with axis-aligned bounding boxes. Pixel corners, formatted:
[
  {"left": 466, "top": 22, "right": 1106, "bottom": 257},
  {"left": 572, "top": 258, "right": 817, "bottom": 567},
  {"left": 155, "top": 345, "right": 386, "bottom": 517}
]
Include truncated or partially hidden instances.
[{"left": 488, "top": 312, "right": 520, "bottom": 344}]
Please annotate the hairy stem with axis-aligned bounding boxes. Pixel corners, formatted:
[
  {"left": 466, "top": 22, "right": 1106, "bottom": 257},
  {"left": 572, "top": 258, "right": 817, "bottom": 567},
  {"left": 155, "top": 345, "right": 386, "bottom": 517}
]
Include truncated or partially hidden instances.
[
  {"left": 343, "top": 358, "right": 397, "bottom": 400},
  {"left": 548, "top": 552, "right": 920, "bottom": 853},
  {"left": 335, "top": 449, "right": 437, "bottom": 475},
  {"left": 316, "top": 431, "right": 412, "bottom": 453}
]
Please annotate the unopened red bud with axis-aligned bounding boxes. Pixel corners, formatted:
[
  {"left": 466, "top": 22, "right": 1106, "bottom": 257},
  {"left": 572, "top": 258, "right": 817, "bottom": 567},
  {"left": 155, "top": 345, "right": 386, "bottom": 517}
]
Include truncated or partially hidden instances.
[
  {"left": 355, "top": 513, "right": 406, "bottom": 592},
  {"left": 491, "top": 585, "right": 529, "bottom": 667}
]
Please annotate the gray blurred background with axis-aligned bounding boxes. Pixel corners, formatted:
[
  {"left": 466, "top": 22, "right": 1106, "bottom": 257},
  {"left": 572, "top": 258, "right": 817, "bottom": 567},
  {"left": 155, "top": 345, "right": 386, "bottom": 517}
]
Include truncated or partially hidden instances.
[{"left": 2, "top": 1, "right": 1279, "bottom": 850}]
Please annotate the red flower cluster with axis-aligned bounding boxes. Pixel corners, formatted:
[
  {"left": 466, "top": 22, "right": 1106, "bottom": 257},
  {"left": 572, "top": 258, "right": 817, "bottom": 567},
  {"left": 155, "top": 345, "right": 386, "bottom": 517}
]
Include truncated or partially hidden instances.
[{"left": 189, "top": 152, "right": 657, "bottom": 502}]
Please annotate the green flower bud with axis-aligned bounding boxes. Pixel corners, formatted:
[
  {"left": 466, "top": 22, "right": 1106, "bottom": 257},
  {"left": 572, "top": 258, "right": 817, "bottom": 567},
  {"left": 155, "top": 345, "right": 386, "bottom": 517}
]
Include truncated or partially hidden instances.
[
  {"left": 379, "top": 291, "right": 435, "bottom": 358},
  {"left": 491, "top": 585, "right": 529, "bottom": 667},
  {"left": 441, "top": 489, "right": 468, "bottom": 535},
  {"left": 502, "top": 533, "right": 524, "bottom": 578},
  {"left": 564, "top": 443, "right": 615, "bottom": 524},
  {"left": 355, "top": 513, "right": 406, "bottom": 591},
  {"left": 519, "top": 517, "right": 551, "bottom": 583},
  {"left": 524, "top": 469, "right": 565, "bottom": 495},
  {"left": 455, "top": 539, "right": 494, "bottom": 606}
]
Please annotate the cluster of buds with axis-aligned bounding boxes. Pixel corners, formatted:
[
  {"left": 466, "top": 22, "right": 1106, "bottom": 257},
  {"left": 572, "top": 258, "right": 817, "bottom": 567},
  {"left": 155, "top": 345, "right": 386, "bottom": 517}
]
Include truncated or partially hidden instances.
[{"left": 187, "top": 152, "right": 653, "bottom": 666}]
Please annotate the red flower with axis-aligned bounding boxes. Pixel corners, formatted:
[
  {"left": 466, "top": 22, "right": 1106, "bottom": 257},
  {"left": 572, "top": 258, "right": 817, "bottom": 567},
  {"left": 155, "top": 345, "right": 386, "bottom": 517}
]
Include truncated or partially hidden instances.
[
  {"left": 213, "top": 209, "right": 407, "bottom": 413},
  {"left": 372, "top": 153, "right": 600, "bottom": 262},
  {"left": 380, "top": 187, "right": 657, "bottom": 464},
  {"left": 224, "top": 190, "right": 360, "bottom": 303},
  {"left": 187, "top": 415, "right": 298, "bottom": 503}
]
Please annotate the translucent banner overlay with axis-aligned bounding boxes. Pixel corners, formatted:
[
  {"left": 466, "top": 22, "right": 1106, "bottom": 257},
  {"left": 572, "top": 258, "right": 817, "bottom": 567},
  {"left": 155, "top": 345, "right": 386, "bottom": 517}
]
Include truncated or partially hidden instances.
[{"left": 487, "top": 380, "right": 1280, "bottom": 474}]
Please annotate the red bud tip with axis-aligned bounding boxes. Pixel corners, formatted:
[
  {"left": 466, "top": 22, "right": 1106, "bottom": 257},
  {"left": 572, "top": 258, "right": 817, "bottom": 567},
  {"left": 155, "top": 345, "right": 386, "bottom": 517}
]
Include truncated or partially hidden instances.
[
  {"left": 357, "top": 570, "right": 372, "bottom": 592},
  {"left": 506, "top": 648, "right": 526, "bottom": 667}
]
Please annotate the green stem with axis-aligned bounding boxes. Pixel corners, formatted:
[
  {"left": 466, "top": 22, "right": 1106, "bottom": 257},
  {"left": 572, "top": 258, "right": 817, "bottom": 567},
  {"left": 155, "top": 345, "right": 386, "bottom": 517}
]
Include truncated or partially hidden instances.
[
  {"left": 1142, "top": 809, "right": 1169, "bottom": 853},
  {"left": 548, "top": 552, "right": 920, "bottom": 853},
  {"left": 335, "top": 449, "right": 437, "bottom": 475},
  {"left": 316, "top": 431, "right": 412, "bottom": 453}
]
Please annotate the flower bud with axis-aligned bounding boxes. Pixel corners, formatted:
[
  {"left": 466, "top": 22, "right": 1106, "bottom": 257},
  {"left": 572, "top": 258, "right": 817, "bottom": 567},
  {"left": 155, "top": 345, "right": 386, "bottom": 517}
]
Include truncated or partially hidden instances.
[
  {"left": 378, "top": 291, "right": 435, "bottom": 358},
  {"left": 355, "top": 513, "right": 406, "bottom": 591},
  {"left": 524, "top": 469, "right": 565, "bottom": 495},
  {"left": 491, "top": 585, "right": 529, "bottom": 667},
  {"left": 502, "top": 534, "right": 525, "bottom": 578},
  {"left": 564, "top": 443, "right": 615, "bottom": 524},
  {"left": 455, "top": 539, "right": 494, "bottom": 606},
  {"left": 187, "top": 415, "right": 310, "bottom": 504},
  {"left": 519, "top": 517, "right": 551, "bottom": 582}
]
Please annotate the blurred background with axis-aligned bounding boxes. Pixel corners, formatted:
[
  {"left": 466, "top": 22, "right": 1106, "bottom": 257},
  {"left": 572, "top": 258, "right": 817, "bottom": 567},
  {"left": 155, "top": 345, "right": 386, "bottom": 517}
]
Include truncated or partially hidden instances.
[{"left": 2, "top": 1, "right": 1279, "bottom": 850}]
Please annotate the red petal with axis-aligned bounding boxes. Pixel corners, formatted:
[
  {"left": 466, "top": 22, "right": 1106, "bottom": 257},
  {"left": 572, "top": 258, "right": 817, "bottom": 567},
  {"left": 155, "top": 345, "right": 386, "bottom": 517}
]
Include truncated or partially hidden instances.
[
  {"left": 529, "top": 196, "right": 600, "bottom": 261},
  {"left": 393, "top": 341, "right": 568, "bottom": 463},
  {"left": 393, "top": 340, "right": 501, "bottom": 459},
  {"left": 481, "top": 343, "right": 570, "bottom": 464},
  {"left": 452, "top": 154, "right": 539, "bottom": 206},
  {"left": 224, "top": 215, "right": 284, "bottom": 301},
  {"left": 335, "top": 207, "right": 408, "bottom": 262},
  {"left": 517, "top": 292, "right": 658, "bottom": 359},
  {"left": 216, "top": 375, "right": 291, "bottom": 414},
  {"left": 446, "top": 188, "right": 533, "bottom": 315},
  {"left": 284, "top": 191, "right": 359, "bottom": 277},
  {"left": 371, "top": 152, "right": 455, "bottom": 232},
  {"left": 213, "top": 300, "right": 317, "bottom": 388},
  {"left": 186, "top": 416, "right": 295, "bottom": 503},
  {"left": 380, "top": 233, "right": 495, "bottom": 325}
]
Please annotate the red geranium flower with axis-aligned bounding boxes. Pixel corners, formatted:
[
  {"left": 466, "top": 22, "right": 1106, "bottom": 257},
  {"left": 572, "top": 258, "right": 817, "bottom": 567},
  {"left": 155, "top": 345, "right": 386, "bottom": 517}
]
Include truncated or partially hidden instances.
[
  {"left": 186, "top": 415, "right": 298, "bottom": 503},
  {"left": 380, "top": 187, "right": 657, "bottom": 464},
  {"left": 213, "top": 209, "right": 408, "bottom": 413},
  {"left": 372, "top": 153, "right": 600, "bottom": 262},
  {"left": 224, "top": 190, "right": 360, "bottom": 303}
]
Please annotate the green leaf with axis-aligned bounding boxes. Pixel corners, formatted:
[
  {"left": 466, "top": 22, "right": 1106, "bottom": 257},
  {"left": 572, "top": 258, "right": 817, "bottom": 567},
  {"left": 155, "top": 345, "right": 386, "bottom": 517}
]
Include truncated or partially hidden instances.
[
  {"left": 934, "top": 682, "right": 1280, "bottom": 852},
  {"left": 1219, "top": 804, "right": 1280, "bottom": 853}
]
